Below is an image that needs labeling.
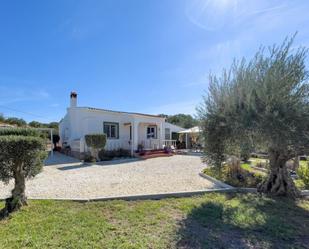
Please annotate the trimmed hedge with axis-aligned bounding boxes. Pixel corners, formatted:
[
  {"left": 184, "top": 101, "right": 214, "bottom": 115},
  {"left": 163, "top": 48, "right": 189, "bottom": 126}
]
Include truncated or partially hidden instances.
[
  {"left": 0, "top": 135, "right": 47, "bottom": 183},
  {"left": 0, "top": 128, "right": 41, "bottom": 137},
  {"left": 98, "top": 149, "right": 131, "bottom": 161},
  {"left": 85, "top": 134, "right": 106, "bottom": 149},
  {"left": 0, "top": 130, "right": 48, "bottom": 216}
]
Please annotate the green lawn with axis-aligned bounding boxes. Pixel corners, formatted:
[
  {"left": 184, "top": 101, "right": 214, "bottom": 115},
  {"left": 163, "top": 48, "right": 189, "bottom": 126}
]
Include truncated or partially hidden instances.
[
  {"left": 241, "top": 162, "right": 266, "bottom": 175},
  {"left": 1, "top": 193, "right": 309, "bottom": 249},
  {"left": 204, "top": 165, "right": 264, "bottom": 188},
  {"left": 246, "top": 159, "right": 309, "bottom": 190}
]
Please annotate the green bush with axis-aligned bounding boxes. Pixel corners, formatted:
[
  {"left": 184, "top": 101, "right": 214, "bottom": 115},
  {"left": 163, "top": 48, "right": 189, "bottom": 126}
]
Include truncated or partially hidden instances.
[
  {"left": 98, "top": 150, "right": 113, "bottom": 161},
  {"left": 116, "top": 149, "right": 131, "bottom": 157},
  {"left": 255, "top": 161, "right": 268, "bottom": 169},
  {"left": 83, "top": 154, "right": 96, "bottom": 163},
  {"left": 0, "top": 128, "right": 40, "bottom": 137},
  {"left": 203, "top": 165, "right": 264, "bottom": 188},
  {"left": 0, "top": 135, "right": 47, "bottom": 217},
  {"left": 85, "top": 134, "right": 106, "bottom": 161},
  {"left": 85, "top": 134, "right": 106, "bottom": 149},
  {"left": 240, "top": 141, "right": 253, "bottom": 162},
  {"left": 295, "top": 179, "right": 306, "bottom": 190},
  {"left": 4, "top": 117, "right": 27, "bottom": 127},
  {"left": 297, "top": 162, "right": 309, "bottom": 188},
  {"left": 98, "top": 149, "right": 131, "bottom": 161}
]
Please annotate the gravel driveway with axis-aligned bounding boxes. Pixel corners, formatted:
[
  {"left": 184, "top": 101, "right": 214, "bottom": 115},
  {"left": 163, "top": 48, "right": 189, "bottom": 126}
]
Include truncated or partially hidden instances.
[{"left": 0, "top": 153, "right": 222, "bottom": 199}]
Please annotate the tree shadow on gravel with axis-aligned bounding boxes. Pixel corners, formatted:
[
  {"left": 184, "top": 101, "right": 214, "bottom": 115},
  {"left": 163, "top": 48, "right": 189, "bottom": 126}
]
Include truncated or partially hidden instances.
[{"left": 176, "top": 193, "right": 309, "bottom": 249}]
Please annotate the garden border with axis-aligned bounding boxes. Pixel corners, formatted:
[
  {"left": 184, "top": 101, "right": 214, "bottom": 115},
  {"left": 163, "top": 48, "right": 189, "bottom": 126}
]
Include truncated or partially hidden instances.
[
  {"left": 1, "top": 171, "right": 308, "bottom": 202},
  {"left": 199, "top": 172, "right": 234, "bottom": 189},
  {"left": 1, "top": 188, "right": 308, "bottom": 202}
]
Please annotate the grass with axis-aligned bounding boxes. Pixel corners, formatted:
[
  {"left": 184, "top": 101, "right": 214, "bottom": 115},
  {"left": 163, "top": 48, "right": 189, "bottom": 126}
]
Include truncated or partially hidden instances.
[
  {"left": 297, "top": 160, "right": 309, "bottom": 190},
  {"left": 205, "top": 158, "right": 309, "bottom": 190},
  {"left": 241, "top": 162, "right": 266, "bottom": 175},
  {"left": 204, "top": 165, "right": 264, "bottom": 188},
  {"left": 249, "top": 157, "right": 268, "bottom": 165},
  {"left": 300, "top": 160, "right": 308, "bottom": 169},
  {"left": 1, "top": 193, "right": 309, "bottom": 249}
]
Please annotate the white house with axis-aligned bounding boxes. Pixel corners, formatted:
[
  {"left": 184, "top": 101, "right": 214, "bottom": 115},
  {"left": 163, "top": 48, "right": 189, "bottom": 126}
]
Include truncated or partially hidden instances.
[{"left": 59, "top": 92, "right": 185, "bottom": 158}]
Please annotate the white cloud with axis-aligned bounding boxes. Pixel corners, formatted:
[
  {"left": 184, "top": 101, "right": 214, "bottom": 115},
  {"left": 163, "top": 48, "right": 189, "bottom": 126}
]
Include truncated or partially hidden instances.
[
  {"left": 185, "top": 0, "right": 309, "bottom": 33},
  {"left": 185, "top": 0, "right": 239, "bottom": 31},
  {"left": 0, "top": 85, "right": 50, "bottom": 105}
]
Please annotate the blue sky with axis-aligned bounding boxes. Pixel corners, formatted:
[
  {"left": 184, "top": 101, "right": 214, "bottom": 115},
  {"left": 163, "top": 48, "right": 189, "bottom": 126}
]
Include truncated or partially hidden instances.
[{"left": 0, "top": 0, "right": 309, "bottom": 123}]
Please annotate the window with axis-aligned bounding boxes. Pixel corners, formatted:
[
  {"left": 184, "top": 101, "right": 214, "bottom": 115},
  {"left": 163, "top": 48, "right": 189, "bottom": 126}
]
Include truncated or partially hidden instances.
[
  {"left": 103, "top": 122, "right": 119, "bottom": 139},
  {"left": 147, "top": 125, "right": 157, "bottom": 139},
  {"left": 165, "top": 128, "right": 171, "bottom": 140}
]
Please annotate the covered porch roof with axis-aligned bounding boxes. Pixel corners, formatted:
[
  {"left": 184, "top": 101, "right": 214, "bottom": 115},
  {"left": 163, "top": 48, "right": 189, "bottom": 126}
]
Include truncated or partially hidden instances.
[{"left": 178, "top": 126, "right": 201, "bottom": 134}]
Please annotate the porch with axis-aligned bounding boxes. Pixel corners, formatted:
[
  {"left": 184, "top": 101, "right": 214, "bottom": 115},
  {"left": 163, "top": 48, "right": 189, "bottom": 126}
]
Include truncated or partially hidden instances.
[
  {"left": 75, "top": 119, "right": 177, "bottom": 158},
  {"left": 124, "top": 121, "right": 176, "bottom": 155}
]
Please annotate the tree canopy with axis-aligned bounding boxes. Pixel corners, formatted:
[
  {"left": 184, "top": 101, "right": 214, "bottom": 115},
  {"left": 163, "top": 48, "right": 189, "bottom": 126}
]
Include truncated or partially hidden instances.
[
  {"left": 85, "top": 134, "right": 107, "bottom": 161},
  {"left": 0, "top": 128, "right": 47, "bottom": 218},
  {"left": 160, "top": 114, "right": 198, "bottom": 129},
  {"left": 4, "top": 117, "right": 27, "bottom": 127},
  {"left": 198, "top": 35, "right": 309, "bottom": 198},
  {"left": 0, "top": 114, "right": 58, "bottom": 129}
]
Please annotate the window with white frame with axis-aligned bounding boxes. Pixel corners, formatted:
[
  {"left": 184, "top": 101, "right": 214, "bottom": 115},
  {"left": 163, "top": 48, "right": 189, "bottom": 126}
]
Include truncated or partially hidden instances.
[
  {"left": 147, "top": 125, "right": 157, "bottom": 139},
  {"left": 103, "top": 122, "right": 119, "bottom": 139}
]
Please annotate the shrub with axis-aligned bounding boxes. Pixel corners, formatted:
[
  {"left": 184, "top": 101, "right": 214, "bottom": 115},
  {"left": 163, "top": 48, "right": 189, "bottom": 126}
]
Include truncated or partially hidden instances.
[
  {"left": 240, "top": 141, "right": 252, "bottom": 162},
  {"left": 0, "top": 135, "right": 47, "bottom": 217},
  {"left": 84, "top": 154, "right": 96, "bottom": 163},
  {"left": 255, "top": 161, "right": 268, "bottom": 169},
  {"left": 295, "top": 179, "right": 306, "bottom": 190},
  {"left": 204, "top": 158, "right": 265, "bottom": 188},
  {"left": 4, "top": 117, "right": 27, "bottom": 127},
  {"left": 0, "top": 128, "right": 40, "bottom": 137},
  {"left": 98, "top": 150, "right": 115, "bottom": 161},
  {"left": 85, "top": 134, "right": 106, "bottom": 161},
  {"left": 98, "top": 149, "right": 131, "bottom": 161},
  {"left": 117, "top": 149, "right": 131, "bottom": 157},
  {"left": 225, "top": 156, "right": 245, "bottom": 179},
  {"left": 297, "top": 162, "right": 309, "bottom": 188},
  {"left": 85, "top": 134, "right": 106, "bottom": 148}
]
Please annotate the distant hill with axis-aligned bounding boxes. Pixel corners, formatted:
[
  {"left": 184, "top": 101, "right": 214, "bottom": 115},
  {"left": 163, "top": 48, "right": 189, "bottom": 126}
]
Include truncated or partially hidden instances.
[{"left": 0, "top": 114, "right": 58, "bottom": 129}]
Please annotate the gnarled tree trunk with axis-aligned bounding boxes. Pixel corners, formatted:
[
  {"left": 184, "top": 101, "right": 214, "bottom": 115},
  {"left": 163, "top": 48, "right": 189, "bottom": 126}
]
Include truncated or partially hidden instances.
[
  {"left": 258, "top": 149, "right": 300, "bottom": 198},
  {"left": 293, "top": 156, "right": 299, "bottom": 171},
  {"left": 1, "top": 162, "right": 27, "bottom": 218}
]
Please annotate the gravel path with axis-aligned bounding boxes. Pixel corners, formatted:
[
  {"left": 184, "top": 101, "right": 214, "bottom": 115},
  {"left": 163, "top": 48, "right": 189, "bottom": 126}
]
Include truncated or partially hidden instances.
[{"left": 0, "top": 153, "right": 222, "bottom": 199}]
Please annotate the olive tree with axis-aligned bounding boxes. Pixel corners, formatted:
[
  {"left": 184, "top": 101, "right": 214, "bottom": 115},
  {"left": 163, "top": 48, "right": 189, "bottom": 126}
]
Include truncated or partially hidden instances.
[
  {"left": 198, "top": 36, "right": 309, "bottom": 198},
  {"left": 0, "top": 128, "right": 47, "bottom": 217},
  {"left": 85, "top": 134, "right": 106, "bottom": 161}
]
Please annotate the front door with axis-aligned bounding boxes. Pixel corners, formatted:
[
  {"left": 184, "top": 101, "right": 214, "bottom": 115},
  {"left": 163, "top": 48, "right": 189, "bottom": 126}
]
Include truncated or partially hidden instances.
[{"left": 146, "top": 125, "right": 157, "bottom": 139}]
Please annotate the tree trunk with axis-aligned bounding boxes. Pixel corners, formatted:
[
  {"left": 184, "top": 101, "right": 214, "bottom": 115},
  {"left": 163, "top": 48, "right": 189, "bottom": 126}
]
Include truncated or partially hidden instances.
[
  {"left": 257, "top": 149, "right": 300, "bottom": 198},
  {"left": 293, "top": 156, "right": 299, "bottom": 171},
  {"left": 0, "top": 163, "right": 27, "bottom": 219},
  {"left": 90, "top": 148, "right": 98, "bottom": 162}
]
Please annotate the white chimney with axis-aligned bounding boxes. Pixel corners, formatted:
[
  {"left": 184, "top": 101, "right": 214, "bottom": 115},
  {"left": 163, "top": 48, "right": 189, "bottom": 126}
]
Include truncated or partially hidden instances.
[{"left": 70, "top": 92, "right": 77, "bottom": 108}]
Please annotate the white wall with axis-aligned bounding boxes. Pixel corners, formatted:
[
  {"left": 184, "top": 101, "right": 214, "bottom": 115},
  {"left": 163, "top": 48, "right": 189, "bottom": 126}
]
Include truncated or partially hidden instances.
[
  {"left": 59, "top": 107, "right": 166, "bottom": 152},
  {"left": 164, "top": 122, "right": 185, "bottom": 139},
  {"left": 68, "top": 108, "right": 133, "bottom": 151}
]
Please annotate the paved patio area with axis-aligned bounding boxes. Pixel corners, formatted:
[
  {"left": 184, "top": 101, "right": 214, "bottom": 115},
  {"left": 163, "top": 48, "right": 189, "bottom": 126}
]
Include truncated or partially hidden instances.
[{"left": 0, "top": 152, "right": 223, "bottom": 199}]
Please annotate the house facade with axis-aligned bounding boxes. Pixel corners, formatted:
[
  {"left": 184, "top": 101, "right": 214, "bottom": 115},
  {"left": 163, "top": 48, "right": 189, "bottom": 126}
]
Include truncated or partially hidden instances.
[{"left": 59, "top": 92, "right": 184, "bottom": 158}]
